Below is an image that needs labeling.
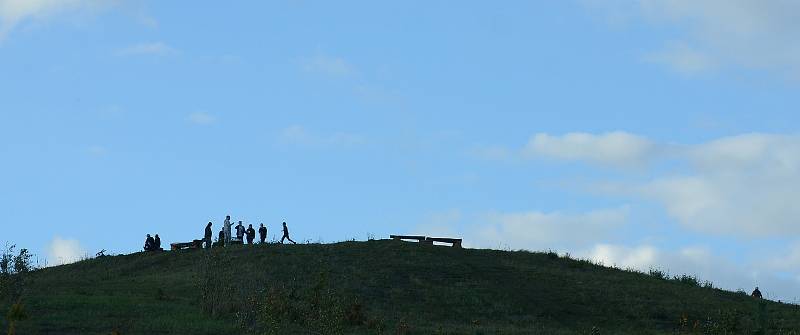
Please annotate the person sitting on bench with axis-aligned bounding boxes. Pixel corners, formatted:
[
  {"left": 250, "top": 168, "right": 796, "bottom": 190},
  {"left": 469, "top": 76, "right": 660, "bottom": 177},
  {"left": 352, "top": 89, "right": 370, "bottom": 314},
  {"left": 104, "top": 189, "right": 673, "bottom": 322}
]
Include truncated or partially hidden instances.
[
  {"left": 144, "top": 234, "right": 155, "bottom": 251},
  {"left": 246, "top": 224, "right": 256, "bottom": 244},
  {"left": 154, "top": 234, "right": 162, "bottom": 251}
]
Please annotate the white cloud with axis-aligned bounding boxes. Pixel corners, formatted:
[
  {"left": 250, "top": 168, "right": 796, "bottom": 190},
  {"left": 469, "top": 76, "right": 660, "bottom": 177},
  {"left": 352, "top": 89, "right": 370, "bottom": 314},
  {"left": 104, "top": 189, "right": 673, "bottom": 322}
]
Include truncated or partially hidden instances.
[
  {"left": 186, "top": 112, "right": 216, "bottom": 125},
  {"left": 301, "top": 54, "right": 355, "bottom": 77},
  {"left": 117, "top": 41, "right": 176, "bottom": 56},
  {"left": 641, "top": 134, "right": 800, "bottom": 237},
  {"left": 475, "top": 207, "right": 629, "bottom": 250},
  {"left": 588, "top": 244, "right": 657, "bottom": 269},
  {"left": 590, "top": 0, "right": 800, "bottom": 76},
  {"left": 278, "top": 125, "right": 364, "bottom": 148},
  {"left": 511, "top": 131, "right": 800, "bottom": 238},
  {"left": 47, "top": 236, "right": 85, "bottom": 265},
  {"left": 581, "top": 242, "right": 800, "bottom": 301},
  {"left": 0, "top": 0, "right": 113, "bottom": 40},
  {"left": 645, "top": 42, "right": 716, "bottom": 75},
  {"left": 524, "top": 132, "right": 657, "bottom": 167},
  {"left": 412, "top": 210, "right": 464, "bottom": 238}
]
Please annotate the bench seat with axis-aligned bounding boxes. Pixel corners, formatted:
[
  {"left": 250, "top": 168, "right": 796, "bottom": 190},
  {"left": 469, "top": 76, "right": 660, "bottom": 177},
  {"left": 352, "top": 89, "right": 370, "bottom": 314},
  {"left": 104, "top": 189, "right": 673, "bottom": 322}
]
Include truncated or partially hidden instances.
[
  {"left": 425, "top": 237, "right": 462, "bottom": 248},
  {"left": 390, "top": 235, "right": 428, "bottom": 243},
  {"left": 390, "top": 235, "right": 462, "bottom": 248}
]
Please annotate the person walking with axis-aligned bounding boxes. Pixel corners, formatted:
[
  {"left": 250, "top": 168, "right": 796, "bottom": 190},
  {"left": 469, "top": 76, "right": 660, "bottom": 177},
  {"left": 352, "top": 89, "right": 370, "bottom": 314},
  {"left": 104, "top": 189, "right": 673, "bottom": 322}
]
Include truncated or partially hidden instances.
[
  {"left": 223, "top": 215, "right": 232, "bottom": 246},
  {"left": 280, "top": 221, "right": 296, "bottom": 244},
  {"left": 235, "top": 221, "right": 246, "bottom": 241},
  {"left": 204, "top": 222, "right": 213, "bottom": 249},
  {"left": 258, "top": 223, "right": 267, "bottom": 243},
  {"left": 246, "top": 224, "right": 256, "bottom": 245}
]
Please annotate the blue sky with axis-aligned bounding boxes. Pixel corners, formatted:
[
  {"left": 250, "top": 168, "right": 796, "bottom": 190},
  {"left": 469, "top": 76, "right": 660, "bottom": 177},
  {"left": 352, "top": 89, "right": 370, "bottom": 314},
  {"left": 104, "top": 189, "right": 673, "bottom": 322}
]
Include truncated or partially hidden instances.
[{"left": 3, "top": 0, "right": 800, "bottom": 300}]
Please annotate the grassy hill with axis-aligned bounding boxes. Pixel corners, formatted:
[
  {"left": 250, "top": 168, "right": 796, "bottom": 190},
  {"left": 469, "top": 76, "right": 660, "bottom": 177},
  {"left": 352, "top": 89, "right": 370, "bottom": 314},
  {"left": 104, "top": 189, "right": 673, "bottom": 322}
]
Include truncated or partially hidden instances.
[{"left": 3, "top": 240, "right": 799, "bottom": 334}]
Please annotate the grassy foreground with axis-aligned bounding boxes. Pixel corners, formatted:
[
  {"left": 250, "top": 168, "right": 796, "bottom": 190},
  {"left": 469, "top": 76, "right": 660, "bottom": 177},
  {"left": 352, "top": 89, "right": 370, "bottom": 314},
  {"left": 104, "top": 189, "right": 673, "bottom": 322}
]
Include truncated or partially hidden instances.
[{"left": 4, "top": 240, "right": 800, "bottom": 334}]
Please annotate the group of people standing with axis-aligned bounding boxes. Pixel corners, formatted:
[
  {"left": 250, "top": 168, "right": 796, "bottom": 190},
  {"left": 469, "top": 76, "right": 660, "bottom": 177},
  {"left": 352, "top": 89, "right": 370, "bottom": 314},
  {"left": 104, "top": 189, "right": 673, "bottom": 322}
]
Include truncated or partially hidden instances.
[{"left": 203, "top": 215, "right": 297, "bottom": 248}]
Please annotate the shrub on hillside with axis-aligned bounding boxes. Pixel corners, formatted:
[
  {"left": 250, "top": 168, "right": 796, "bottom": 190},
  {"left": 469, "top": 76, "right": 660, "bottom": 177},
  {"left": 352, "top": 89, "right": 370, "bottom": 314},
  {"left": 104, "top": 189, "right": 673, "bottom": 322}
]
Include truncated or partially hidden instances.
[
  {"left": 195, "top": 251, "right": 239, "bottom": 318},
  {"left": 237, "top": 272, "right": 367, "bottom": 335},
  {"left": 672, "top": 274, "right": 701, "bottom": 287},
  {"left": 1, "top": 246, "right": 33, "bottom": 303},
  {"left": 1, "top": 244, "right": 34, "bottom": 335},
  {"left": 648, "top": 268, "right": 669, "bottom": 281}
]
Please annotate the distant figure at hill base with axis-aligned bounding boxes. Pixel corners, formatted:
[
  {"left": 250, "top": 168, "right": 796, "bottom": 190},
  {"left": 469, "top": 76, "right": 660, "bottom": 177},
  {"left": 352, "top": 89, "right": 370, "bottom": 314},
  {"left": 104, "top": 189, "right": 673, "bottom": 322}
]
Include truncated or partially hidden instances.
[
  {"left": 143, "top": 234, "right": 155, "bottom": 251},
  {"left": 204, "top": 222, "right": 213, "bottom": 249},
  {"left": 752, "top": 287, "right": 762, "bottom": 299},
  {"left": 154, "top": 234, "right": 162, "bottom": 251},
  {"left": 246, "top": 224, "right": 256, "bottom": 244},
  {"left": 280, "top": 221, "right": 296, "bottom": 244},
  {"left": 259, "top": 223, "right": 267, "bottom": 243}
]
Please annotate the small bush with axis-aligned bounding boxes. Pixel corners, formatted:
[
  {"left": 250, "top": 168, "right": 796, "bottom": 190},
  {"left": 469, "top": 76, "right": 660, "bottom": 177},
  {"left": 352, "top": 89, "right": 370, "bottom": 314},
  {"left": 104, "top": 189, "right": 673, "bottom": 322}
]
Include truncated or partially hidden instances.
[
  {"left": 648, "top": 268, "right": 669, "bottom": 280},
  {"left": 1, "top": 245, "right": 34, "bottom": 304},
  {"left": 237, "top": 273, "right": 368, "bottom": 335},
  {"left": 673, "top": 274, "right": 701, "bottom": 287},
  {"left": 195, "top": 251, "right": 238, "bottom": 318}
]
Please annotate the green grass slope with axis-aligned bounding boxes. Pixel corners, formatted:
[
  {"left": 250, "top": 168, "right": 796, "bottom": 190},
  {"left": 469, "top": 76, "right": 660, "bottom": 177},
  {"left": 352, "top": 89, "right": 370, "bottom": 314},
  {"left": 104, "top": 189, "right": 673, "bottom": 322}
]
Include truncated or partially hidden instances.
[{"left": 5, "top": 240, "right": 800, "bottom": 334}]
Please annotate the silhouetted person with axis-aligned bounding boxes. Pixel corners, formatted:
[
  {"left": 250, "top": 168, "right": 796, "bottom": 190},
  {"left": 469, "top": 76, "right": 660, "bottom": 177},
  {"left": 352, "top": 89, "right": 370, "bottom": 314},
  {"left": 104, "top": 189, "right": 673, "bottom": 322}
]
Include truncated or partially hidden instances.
[
  {"left": 258, "top": 223, "right": 267, "bottom": 243},
  {"left": 154, "top": 234, "right": 162, "bottom": 251},
  {"left": 246, "top": 224, "right": 256, "bottom": 244},
  {"left": 752, "top": 287, "right": 762, "bottom": 299},
  {"left": 223, "top": 215, "right": 232, "bottom": 245},
  {"left": 218, "top": 229, "right": 225, "bottom": 246},
  {"left": 235, "top": 221, "right": 246, "bottom": 241},
  {"left": 280, "top": 222, "right": 296, "bottom": 244},
  {"left": 144, "top": 234, "right": 155, "bottom": 251},
  {"left": 204, "top": 222, "right": 213, "bottom": 249}
]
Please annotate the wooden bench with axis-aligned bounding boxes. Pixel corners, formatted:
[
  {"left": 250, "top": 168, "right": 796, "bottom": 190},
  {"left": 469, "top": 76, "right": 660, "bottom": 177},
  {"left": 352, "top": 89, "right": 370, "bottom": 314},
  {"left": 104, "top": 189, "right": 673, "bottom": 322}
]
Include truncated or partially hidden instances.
[
  {"left": 170, "top": 240, "right": 203, "bottom": 251},
  {"left": 390, "top": 235, "right": 463, "bottom": 248},
  {"left": 425, "top": 237, "right": 462, "bottom": 248},
  {"left": 390, "top": 235, "right": 431, "bottom": 244}
]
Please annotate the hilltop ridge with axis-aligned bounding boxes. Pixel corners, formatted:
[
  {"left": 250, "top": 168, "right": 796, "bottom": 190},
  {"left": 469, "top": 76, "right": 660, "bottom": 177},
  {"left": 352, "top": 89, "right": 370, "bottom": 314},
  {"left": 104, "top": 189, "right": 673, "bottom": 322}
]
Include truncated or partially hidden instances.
[{"left": 4, "top": 240, "right": 798, "bottom": 334}]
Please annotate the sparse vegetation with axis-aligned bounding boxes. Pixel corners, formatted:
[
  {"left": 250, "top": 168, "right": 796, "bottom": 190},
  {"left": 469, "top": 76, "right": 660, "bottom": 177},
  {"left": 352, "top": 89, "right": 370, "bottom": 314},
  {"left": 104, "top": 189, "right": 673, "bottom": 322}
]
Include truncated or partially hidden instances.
[
  {"left": 2, "top": 240, "right": 799, "bottom": 334},
  {"left": 1, "top": 244, "right": 34, "bottom": 335}
]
